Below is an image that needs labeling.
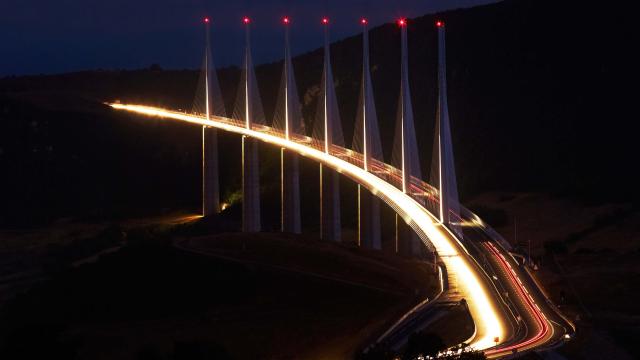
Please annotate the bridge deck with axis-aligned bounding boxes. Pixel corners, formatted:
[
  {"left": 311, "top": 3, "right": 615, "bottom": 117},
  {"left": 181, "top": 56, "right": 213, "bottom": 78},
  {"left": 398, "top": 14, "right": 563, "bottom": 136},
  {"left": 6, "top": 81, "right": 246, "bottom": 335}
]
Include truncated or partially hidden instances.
[{"left": 109, "top": 103, "right": 573, "bottom": 357}]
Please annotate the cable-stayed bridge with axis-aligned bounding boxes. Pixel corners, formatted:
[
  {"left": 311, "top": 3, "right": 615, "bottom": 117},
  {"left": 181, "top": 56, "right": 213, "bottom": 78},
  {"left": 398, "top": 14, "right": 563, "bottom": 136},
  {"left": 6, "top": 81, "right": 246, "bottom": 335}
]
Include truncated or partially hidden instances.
[{"left": 109, "top": 16, "right": 574, "bottom": 358}]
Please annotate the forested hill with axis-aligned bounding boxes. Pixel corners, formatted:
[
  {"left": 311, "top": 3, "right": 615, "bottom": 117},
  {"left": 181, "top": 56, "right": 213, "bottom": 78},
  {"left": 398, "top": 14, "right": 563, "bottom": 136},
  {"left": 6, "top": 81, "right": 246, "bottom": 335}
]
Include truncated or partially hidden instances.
[{"left": 1, "top": 0, "right": 637, "bottom": 225}]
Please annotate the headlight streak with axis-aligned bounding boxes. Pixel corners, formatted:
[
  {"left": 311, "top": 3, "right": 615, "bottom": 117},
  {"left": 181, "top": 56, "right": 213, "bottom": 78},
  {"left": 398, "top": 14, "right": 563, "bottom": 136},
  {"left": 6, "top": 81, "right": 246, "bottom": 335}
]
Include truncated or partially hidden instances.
[
  {"left": 110, "top": 103, "right": 517, "bottom": 352},
  {"left": 483, "top": 241, "right": 552, "bottom": 356}
]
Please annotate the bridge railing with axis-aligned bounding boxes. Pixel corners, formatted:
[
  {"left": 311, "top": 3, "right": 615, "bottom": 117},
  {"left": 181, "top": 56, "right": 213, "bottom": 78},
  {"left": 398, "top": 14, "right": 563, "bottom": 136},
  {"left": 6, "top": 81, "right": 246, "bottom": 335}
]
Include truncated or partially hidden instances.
[{"left": 197, "top": 109, "right": 511, "bottom": 251}]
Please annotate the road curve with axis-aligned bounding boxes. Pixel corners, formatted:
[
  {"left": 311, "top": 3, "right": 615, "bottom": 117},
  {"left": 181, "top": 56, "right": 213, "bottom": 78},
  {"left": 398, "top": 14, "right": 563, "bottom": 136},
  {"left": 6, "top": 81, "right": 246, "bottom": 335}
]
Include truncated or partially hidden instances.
[{"left": 109, "top": 103, "right": 572, "bottom": 357}]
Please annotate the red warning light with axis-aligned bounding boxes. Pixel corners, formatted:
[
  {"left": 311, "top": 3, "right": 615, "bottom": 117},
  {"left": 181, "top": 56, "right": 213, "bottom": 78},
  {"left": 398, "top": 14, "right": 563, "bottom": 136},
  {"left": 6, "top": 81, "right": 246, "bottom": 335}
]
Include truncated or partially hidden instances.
[
  {"left": 322, "top": 17, "right": 329, "bottom": 25},
  {"left": 204, "top": 17, "right": 210, "bottom": 23},
  {"left": 361, "top": 18, "right": 368, "bottom": 25},
  {"left": 283, "top": 16, "right": 290, "bottom": 24},
  {"left": 436, "top": 20, "right": 444, "bottom": 27},
  {"left": 398, "top": 18, "right": 406, "bottom": 27},
  {"left": 243, "top": 17, "right": 251, "bottom": 24}
]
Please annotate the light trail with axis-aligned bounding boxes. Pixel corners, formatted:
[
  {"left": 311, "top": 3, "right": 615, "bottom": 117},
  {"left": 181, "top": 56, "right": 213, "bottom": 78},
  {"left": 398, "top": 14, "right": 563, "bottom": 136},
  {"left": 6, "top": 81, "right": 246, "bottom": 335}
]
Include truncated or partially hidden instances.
[
  {"left": 483, "top": 241, "right": 552, "bottom": 357},
  {"left": 110, "top": 103, "right": 574, "bottom": 357},
  {"left": 109, "top": 103, "right": 504, "bottom": 350}
]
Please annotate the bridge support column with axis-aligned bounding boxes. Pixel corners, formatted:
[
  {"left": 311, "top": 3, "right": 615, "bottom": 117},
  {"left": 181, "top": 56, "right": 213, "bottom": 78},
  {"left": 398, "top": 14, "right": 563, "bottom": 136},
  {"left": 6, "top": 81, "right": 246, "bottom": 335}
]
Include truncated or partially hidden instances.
[
  {"left": 281, "top": 148, "right": 301, "bottom": 233},
  {"left": 320, "top": 164, "right": 340, "bottom": 242},
  {"left": 202, "top": 126, "right": 220, "bottom": 216},
  {"left": 395, "top": 214, "right": 422, "bottom": 257},
  {"left": 242, "top": 136, "right": 261, "bottom": 232},
  {"left": 358, "top": 185, "right": 381, "bottom": 249}
]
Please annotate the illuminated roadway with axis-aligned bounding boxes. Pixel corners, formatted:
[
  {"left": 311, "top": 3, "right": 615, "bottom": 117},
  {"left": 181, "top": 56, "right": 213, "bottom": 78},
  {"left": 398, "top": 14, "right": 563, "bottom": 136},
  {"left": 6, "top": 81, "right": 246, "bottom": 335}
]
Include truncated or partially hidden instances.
[{"left": 109, "top": 103, "right": 574, "bottom": 357}]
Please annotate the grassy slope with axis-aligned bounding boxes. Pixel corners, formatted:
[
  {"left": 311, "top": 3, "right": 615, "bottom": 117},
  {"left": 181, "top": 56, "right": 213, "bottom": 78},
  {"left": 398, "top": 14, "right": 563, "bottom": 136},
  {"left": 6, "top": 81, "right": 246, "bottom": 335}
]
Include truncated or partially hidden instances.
[
  {"left": 0, "top": 227, "right": 439, "bottom": 359},
  {"left": 468, "top": 192, "right": 639, "bottom": 359}
]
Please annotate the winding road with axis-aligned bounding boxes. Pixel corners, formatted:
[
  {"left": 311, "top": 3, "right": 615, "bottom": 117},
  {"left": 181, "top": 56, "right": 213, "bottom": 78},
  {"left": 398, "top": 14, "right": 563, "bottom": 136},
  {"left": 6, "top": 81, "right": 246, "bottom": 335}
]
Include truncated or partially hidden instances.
[{"left": 109, "top": 103, "right": 574, "bottom": 357}]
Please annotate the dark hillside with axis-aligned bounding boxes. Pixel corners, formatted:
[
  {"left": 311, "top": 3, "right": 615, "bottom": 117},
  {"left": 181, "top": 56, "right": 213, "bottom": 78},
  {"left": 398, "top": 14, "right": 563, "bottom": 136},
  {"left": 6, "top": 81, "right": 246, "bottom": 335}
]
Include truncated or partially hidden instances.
[{"left": 1, "top": 0, "right": 637, "bottom": 226}]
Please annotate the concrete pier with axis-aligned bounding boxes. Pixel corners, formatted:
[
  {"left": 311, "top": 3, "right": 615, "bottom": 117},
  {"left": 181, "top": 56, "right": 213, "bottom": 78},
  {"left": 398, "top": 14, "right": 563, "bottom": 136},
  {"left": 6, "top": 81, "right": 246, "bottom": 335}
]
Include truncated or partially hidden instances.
[
  {"left": 320, "top": 164, "right": 340, "bottom": 242},
  {"left": 358, "top": 185, "right": 381, "bottom": 249},
  {"left": 396, "top": 214, "right": 423, "bottom": 257},
  {"left": 202, "top": 126, "right": 220, "bottom": 216},
  {"left": 242, "top": 136, "right": 261, "bottom": 232},
  {"left": 281, "top": 148, "right": 301, "bottom": 233}
]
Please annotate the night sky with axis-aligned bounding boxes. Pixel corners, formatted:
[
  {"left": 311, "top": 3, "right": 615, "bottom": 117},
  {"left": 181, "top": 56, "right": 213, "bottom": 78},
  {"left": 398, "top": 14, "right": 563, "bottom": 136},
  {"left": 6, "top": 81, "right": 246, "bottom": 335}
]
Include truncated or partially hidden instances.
[{"left": 1, "top": 0, "right": 495, "bottom": 76}]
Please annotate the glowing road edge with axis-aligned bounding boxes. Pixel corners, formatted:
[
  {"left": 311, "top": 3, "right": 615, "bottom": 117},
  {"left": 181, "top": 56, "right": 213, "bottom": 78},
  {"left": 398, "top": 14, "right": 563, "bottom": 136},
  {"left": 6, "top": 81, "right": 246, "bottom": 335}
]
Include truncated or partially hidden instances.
[{"left": 110, "top": 103, "right": 505, "bottom": 350}]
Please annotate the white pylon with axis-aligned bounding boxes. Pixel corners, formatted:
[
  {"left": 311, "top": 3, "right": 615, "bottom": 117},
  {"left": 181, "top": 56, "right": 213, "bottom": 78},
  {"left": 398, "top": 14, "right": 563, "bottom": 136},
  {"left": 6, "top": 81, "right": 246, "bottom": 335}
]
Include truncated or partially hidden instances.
[
  {"left": 319, "top": 17, "right": 340, "bottom": 242},
  {"left": 432, "top": 20, "right": 462, "bottom": 239},
  {"left": 392, "top": 18, "right": 423, "bottom": 256},
  {"left": 241, "top": 16, "right": 261, "bottom": 232},
  {"left": 202, "top": 17, "right": 220, "bottom": 216},
  {"left": 279, "top": 16, "right": 301, "bottom": 234},
  {"left": 355, "top": 18, "right": 382, "bottom": 249}
]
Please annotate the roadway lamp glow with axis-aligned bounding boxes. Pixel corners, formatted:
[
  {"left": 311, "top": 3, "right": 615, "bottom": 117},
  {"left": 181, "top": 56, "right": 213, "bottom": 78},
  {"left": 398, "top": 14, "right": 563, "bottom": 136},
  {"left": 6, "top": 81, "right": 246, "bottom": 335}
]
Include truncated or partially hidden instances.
[{"left": 108, "top": 103, "right": 505, "bottom": 351}]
